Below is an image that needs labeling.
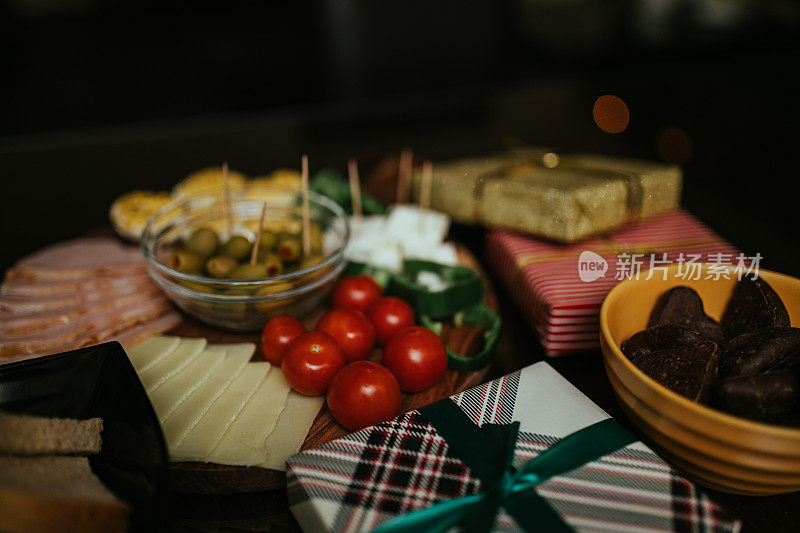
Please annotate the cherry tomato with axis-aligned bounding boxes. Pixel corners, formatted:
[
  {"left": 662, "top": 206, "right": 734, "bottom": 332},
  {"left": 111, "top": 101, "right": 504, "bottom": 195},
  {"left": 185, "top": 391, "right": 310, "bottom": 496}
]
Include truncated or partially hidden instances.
[
  {"left": 317, "top": 309, "right": 376, "bottom": 363},
  {"left": 260, "top": 315, "right": 306, "bottom": 365},
  {"left": 382, "top": 326, "right": 447, "bottom": 392},
  {"left": 327, "top": 361, "right": 402, "bottom": 431},
  {"left": 368, "top": 296, "right": 415, "bottom": 345},
  {"left": 331, "top": 275, "right": 383, "bottom": 313},
  {"left": 282, "top": 331, "right": 345, "bottom": 395}
]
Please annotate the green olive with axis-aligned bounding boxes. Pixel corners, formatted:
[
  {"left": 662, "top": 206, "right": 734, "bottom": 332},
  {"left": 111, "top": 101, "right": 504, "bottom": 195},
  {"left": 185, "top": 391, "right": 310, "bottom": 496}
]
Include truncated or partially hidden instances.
[
  {"left": 223, "top": 286, "right": 252, "bottom": 296},
  {"left": 186, "top": 227, "right": 219, "bottom": 257},
  {"left": 179, "top": 280, "right": 218, "bottom": 294},
  {"left": 256, "top": 251, "right": 283, "bottom": 277},
  {"left": 309, "top": 223, "right": 324, "bottom": 254},
  {"left": 258, "top": 230, "right": 278, "bottom": 251},
  {"left": 253, "top": 282, "right": 293, "bottom": 313},
  {"left": 229, "top": 263, "right": 269, "bottom": 280},
  {"left": 220, "top": 235, "right": 252, "bottom": 261},
  {"left": 167, "top": 250, "right": 204, "bottom": 274},
  {"left": 205, "top": 255, "right": 238, "bottom": 278},
  {"left": 299, "top": 254, "right": 323, "bottom": 270},
  {"left": 276, "top": 234, "right": 301, "bottom": 262}
]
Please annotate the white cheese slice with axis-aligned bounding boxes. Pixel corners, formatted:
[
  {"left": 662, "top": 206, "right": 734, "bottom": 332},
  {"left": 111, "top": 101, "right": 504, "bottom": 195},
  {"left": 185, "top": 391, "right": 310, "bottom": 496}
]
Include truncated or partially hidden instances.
[
  {"left": 172, "top": 362, "right": 270, "bottom": 461},
  {"left": 149, "top": 346, "right": 227, "bottom": 422},
  {"left": 126, "top": 335, "right": 180, "bottom": 372},
  {"left": 161, "top": 349, "right": 252, "bottom": 452},
  {"left": 208, "top": 367, "right": 292, "bottom": 466},
  {"left": 139, "top": 338, "right": 207, "bottom": 394},
  {"left": 258, "top": 391, "right": 324, "bottom": 471}
]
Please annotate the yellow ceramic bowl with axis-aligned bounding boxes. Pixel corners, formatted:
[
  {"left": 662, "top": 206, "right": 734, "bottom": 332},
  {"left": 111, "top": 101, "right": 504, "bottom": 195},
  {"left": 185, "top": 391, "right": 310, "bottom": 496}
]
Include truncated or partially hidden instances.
[{"left": 600, "top": 264, "right": 800, "bottom": 495}]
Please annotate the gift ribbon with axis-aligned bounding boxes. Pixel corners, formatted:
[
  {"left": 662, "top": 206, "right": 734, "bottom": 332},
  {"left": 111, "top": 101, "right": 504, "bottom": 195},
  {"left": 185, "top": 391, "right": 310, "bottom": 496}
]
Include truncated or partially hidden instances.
[
  {"left": 373, "top": 399, "right": 636, "bottom": 533},
  {"left": 513, "top": 236, "right": 726, "bottom": 271}
]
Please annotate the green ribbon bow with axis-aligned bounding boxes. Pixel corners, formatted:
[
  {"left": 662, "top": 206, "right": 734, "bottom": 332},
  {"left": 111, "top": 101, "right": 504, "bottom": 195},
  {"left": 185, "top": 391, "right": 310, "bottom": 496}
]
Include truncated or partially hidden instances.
[{"left": 373, "top": 399, "right": 636, "bottom": 533}]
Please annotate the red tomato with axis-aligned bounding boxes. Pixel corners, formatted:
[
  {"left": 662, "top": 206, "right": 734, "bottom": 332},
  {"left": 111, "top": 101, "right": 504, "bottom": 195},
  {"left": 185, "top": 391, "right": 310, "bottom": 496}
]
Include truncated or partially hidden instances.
[
  {"left": 331, "top": 275, "right": 382, "bottom": 313},
  {"left": 260, "top": 315, "right": 306, "bottom": 365},
  {"left": 327, "top": 361, "right": 402, "bottom": 431},
  {"left": 368, "top": 296, "right": 415, "bottom": 345},
  {"left": 282, "top": 331, "right": 345, "bottom": 395},
  {"left": 382, "top": 326, "right": 447, "bottom": 392},
  {"left": 317, "top": 309, "right": 376, "bottom": 363}
]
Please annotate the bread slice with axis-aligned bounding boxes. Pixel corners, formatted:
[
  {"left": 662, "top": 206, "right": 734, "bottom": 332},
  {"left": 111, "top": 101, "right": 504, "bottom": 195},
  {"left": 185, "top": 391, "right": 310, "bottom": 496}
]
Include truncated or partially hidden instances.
[
  {"left": 0, "top": 456, "right": 129, "bottom": 532},
  {"left": 0, "top": 412, "right": 102, "bottom": 456}
]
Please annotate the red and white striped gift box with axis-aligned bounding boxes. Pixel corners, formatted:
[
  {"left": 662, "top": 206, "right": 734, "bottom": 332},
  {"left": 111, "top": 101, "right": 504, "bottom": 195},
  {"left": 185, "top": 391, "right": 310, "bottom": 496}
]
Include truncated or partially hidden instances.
[{"left": 486, "top": 209, "right": 741, "bottom": 356}]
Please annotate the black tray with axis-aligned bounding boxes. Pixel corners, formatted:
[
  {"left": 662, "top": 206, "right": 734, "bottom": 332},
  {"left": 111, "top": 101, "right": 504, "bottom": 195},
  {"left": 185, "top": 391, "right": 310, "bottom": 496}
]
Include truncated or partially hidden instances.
[{"left": 0, "top": 342, "right": 170, "bottom": 532}]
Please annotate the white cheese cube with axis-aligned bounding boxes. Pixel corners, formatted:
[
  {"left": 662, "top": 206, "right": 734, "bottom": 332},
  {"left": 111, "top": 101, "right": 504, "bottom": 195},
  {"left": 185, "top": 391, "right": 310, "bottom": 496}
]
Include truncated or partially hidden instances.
[{"left": 385, "top": 205, "right": 450, "bottom": 251}]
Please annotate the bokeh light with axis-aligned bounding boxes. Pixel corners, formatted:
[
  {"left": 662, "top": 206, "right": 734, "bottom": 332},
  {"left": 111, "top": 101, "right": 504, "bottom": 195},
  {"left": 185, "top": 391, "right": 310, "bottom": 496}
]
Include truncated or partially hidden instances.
[
  {"left": 657, "top": 127, "right": 692, "bottom": 164},
  {"left": 593, "top": 95, "right": 629, "bottom": 133}
]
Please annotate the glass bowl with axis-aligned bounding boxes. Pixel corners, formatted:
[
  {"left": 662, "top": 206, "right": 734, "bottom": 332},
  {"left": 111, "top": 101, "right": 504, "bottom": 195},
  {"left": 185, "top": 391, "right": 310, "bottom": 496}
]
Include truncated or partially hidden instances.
[{"left": 141, "top": 184, "right": 349, "bottom": 331}]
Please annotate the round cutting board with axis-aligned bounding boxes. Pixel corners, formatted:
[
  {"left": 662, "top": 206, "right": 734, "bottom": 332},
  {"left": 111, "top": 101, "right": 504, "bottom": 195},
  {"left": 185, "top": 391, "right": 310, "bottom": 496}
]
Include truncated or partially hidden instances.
[{"left": 168, "top": 244, "right": 497, "bottom": 494}]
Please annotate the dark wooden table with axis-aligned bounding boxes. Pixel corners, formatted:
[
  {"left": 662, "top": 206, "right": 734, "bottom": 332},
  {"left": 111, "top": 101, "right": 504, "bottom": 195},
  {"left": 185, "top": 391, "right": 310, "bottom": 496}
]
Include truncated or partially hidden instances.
[{"left": 2, "top": 75, "right": 798, "bottom": 531}]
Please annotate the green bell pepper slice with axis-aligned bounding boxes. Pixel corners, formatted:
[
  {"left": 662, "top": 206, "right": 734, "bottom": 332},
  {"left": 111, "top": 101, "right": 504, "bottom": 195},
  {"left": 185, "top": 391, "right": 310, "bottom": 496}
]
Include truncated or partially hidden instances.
[
  {"left": 310, "top": 168, "right": 387, "bottom": 215},
  {"left": 389, "top": 259, "right": 484, "bottom": 319},
  {"left": 342, "top": 261, "right": 393, "bottom": 289},
  {"left": 421, "top": 304, "right": 500, "bottom": 372}
]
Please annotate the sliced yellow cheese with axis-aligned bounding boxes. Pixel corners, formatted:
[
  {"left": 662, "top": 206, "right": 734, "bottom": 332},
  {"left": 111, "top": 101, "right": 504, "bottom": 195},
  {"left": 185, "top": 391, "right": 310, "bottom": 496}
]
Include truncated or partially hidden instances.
[
  {"left": 172, "top": 362, "right": 270, "bottom": 461},
  {"left": 208, "top": 367, "right": 292, "bottom": 466},
  {"left": 126, "top": 335, "right": 180, "bottom": 372},
  {"left": 258, "top": 391, "right": 323, "bottom": 471},
  {"left": 139, "top": 338, "right": 207, "bottom": 394},
  {"left": 149, "top": 346, "right": 226, "bottom": 422},
  {"left": 160, "top": 349, "right": 251, "bottom": 452}
]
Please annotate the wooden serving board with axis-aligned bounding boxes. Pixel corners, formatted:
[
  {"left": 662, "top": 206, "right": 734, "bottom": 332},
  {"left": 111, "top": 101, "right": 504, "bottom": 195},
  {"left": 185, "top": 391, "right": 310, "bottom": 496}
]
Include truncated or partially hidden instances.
[{"left": 168, "top": 245, "right": 496, "bottom": 494}]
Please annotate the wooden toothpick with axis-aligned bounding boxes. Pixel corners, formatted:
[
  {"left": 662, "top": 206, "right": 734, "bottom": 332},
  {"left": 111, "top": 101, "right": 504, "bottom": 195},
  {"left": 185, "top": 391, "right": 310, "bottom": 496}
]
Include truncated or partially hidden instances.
[
  {"left": 420, "top": 160, "right": 433, "bottom": 210},
  {"left": 222, "top": 161, "right": 233, "bottom": 237},
  {"left": 397, "top": 148, "right": 413, "bottom": 204},
  {"left": 250, "top": 201, "right": 267, "bottom": 266},
  {"left": 301, "top": 154, "right": 311, "bottom": 257},
  {"left": 348, "top": 158, "right": 363, "bottom": 221}
]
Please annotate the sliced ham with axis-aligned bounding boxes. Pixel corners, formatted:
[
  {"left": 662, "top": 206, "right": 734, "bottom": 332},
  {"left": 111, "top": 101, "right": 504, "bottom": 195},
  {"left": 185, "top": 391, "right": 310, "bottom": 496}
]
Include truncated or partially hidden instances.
[
  {"left": 6, "top": 237, "right": 147, "bottom": 282},
  {"left": 115, "top": 312, "right": 182, "bottom": 350},
  {"left": 1, "top": 273, "right": 154, "bottom": 299},
  {"left": 0, "top": 283, "right": 161, "bottom": 314},
  {"left": 1, "top": 290, "right": 168, "bottom": 336},
  {"left": 0, "top": 297, "right": 173, "bottom": 357},
  {"left": 0, "top": 312, "right": 182, "bottom": 365}
]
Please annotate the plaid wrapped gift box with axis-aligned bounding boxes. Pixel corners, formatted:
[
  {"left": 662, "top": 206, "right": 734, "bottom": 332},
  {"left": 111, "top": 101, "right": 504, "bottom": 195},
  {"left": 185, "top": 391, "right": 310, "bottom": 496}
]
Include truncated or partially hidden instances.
[
  {"left": 485, "top": 209, "right": 742, "bottom": 356},
  {"left": 286, "top": 362, "right": 740, "bottom": 533}
]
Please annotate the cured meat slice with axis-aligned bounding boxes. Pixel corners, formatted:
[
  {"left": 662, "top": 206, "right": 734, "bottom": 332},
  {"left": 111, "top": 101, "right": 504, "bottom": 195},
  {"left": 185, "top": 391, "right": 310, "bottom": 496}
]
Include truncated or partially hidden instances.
[
  {"left": 0, "top": 283, "right": 160, "bottom": 314},
  {"left": 0, "top": 298, "right": 172, "bottom": 356},
  {"left": 1, "top": 290, "right": 168, "bottom": 336},
  {"left": 0, "top": 273, "right": 154, "bottom": 299},
  {"left": 115, "top": 313, "right": 182, "bottom": 350},
  {"left": 0, "top": 312, "right": 182, "bottom": 366},
  {"left": 6, "top": 237, "right": 146, "bottom": 282}
]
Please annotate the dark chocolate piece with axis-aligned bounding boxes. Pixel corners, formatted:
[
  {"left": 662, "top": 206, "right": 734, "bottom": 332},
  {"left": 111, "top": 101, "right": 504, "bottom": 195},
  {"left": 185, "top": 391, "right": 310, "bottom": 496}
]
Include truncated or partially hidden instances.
[
  {"left": 721, "top": 275, "right": 790, "bottom": 339},
  {"left": 712, "top": 369, "right": 800, "bottom": 425},
  {"left": 632, "top": 341, "right": 719, "bottom": 403},
  {"left": 648, "top": 286, "right": 726, "bottom": 344},
  {"left": 720, "top": 327, "right": 800, "bottom": 378},
  {"left": 621, "top": 324, "right": 706, "bottom": 362}
]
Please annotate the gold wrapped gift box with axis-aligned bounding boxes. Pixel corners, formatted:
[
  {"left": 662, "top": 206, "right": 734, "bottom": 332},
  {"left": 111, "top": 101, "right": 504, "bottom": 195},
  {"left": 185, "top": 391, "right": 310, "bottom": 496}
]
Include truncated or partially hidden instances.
[{"left": 412, "top": 149, "right": 682, "bottom": 243}]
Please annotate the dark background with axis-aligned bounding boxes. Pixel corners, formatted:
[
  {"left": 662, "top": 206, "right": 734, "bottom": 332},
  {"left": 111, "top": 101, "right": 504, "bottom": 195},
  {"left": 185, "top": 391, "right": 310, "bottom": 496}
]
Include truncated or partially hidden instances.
[
  {"left": 2, "top": 2, "right": 800, "bottom": 530},
  {"left": 2, "top": 0, "right": 799, "bottom": 275}
]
